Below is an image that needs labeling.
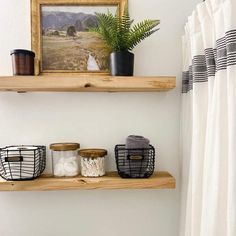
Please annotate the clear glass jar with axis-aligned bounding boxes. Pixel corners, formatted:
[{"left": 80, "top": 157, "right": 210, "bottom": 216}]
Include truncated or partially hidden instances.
[
  {"left": 50, "top": 143, "right": 80, "bottom": 177},
  {"left": 79, "top": 149, "right": 107, "bottom": 177}
]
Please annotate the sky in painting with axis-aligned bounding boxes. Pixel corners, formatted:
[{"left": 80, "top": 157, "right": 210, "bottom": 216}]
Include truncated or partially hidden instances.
[{"left": 42, "top": 5, "right": 117, "bottom": 15}]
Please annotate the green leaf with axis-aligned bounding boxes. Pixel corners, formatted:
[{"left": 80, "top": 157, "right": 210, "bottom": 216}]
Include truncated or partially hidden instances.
[
  {"left": 127, "top": 20, "right": 160, "bottom": 50},
  {"left": 88, "top": 6, "right": 160, "bottom": 52}
]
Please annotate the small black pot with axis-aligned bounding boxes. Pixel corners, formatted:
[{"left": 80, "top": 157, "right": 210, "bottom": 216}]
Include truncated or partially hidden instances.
[
  {"left": 109, "top": 51, "right": 134, "bottom": 76},
  {"left": 10, "top": 49, "right": 35, "bottom": 76}
]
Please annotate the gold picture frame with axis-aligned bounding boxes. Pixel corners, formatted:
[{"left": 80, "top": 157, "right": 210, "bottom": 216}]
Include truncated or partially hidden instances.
[{"left": 31, "top": 0, "right": 127, "bottom": 75}]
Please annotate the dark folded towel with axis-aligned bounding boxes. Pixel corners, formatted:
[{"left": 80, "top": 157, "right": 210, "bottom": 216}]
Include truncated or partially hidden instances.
[
  {"left": 126, "top": 135, "right": 150, "bottom": 149},
  {"left": 125, "top": 135, "right": 150, "bottom": 161}
]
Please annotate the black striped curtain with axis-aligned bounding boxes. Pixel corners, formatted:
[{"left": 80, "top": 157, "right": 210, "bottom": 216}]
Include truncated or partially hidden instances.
[{"left": 180, "top": 0, "right": 236, "bottom": 235}]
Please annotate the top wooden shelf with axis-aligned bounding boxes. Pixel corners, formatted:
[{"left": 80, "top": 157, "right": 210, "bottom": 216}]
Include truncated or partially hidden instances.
[{"left": 0, "top": 75, "right": 176, "bottom": 92}]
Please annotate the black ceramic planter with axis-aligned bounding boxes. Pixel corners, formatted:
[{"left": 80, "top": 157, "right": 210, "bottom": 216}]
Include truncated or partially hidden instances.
[{"left": 109, "top": 51, "right": 134, "bottom": 76}]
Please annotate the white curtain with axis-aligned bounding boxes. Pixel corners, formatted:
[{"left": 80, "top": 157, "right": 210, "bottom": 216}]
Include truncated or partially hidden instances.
[{"left": 180, "top": 0, "right": 236, "bottom": 235}]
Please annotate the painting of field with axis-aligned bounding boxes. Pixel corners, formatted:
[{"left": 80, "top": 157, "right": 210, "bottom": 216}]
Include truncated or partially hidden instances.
[{"left": 41, "top": 6, "right": 116, "bottom": 72}]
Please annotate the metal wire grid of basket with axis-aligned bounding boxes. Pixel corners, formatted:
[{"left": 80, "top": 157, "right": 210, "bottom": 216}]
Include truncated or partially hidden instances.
[
  {"left": 0, "top": 145, "right": 46, "bottom": 181},
  {"left": 115, "top": 144, "right": 155, "bottom": 178}
]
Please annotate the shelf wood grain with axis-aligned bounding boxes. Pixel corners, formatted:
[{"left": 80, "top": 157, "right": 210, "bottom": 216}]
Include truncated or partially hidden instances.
[
  {"left": 0, "top": 172, "right": 175, "bottom": 191},
  {"left": 0, "top": 76, "right": 176, "bottom": 92}
]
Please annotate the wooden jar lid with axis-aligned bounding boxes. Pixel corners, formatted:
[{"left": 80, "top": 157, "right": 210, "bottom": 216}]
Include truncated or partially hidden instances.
[
  {"left": 79, "top": 149, "right": 108, "bottom": 158},
  {"left": 50, "top": 143, "right": 80, "bottom": 151}
]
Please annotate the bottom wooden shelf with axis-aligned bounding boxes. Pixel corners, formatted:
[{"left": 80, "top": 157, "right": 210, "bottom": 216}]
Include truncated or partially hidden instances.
[{"left": 0, "top": 171, "right": 175, "bottom": 191}]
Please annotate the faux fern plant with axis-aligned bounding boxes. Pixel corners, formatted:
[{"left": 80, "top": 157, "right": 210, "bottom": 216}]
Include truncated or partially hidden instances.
[
  {"left": 90, "top": 8, "right": 160, "bottom": 52},
  {"left": 90, "top": 7, "right": 160, "bottom": 76}
]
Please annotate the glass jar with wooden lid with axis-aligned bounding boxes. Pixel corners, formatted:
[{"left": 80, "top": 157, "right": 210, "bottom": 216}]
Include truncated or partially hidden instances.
[
  {"left": 50, "top": 143, "right": 80, "bottom": 177},
  {"left": 79, "top": 149, "right": 107, "bottom": 177}
]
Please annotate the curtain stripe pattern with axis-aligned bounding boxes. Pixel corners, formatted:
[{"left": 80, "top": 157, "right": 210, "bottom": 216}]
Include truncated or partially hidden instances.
[{"left": 182, "top": 29, "right": 236, "bottom": 93}]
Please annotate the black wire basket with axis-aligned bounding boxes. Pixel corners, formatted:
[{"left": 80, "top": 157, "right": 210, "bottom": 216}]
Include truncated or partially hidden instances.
[
  {"left": 0, "top": 145, "right": 46, "bottom": 181},
  {"left": 115, "top": 144, "right": 155, "bottom": 178}
]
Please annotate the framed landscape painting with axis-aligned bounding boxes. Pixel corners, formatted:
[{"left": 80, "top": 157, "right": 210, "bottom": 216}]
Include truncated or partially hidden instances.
[{"left": 31, "top": 0, "right": 127, "bottom": 75}]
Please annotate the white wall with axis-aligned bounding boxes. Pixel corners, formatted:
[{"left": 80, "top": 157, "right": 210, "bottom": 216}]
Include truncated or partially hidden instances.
[{"left": 0, "top": 0, "right": 199, "bottom": 235}]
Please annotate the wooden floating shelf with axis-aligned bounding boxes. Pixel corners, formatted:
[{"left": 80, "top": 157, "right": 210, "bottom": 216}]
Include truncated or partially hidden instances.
[
  {"left": 0, "top": 75, "right": 176, "bottom": 92},
  {"left": 0, "top": 171, "right": 175, "bottom": 191}
]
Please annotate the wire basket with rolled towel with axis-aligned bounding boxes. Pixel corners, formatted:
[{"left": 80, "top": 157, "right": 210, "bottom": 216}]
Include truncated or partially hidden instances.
[{"left": 115, "top": 135, "right": 155, "bottom": 178}]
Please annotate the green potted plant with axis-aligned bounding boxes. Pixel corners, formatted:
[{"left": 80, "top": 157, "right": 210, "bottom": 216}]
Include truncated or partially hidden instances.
[{"left": 90, "top": 8, "right": 160, "bottom": 76}]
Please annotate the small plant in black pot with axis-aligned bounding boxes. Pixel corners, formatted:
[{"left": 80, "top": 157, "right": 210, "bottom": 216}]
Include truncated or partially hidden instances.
[{"left": 90, "top": 8, "right": 160, "bottom": 76}]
